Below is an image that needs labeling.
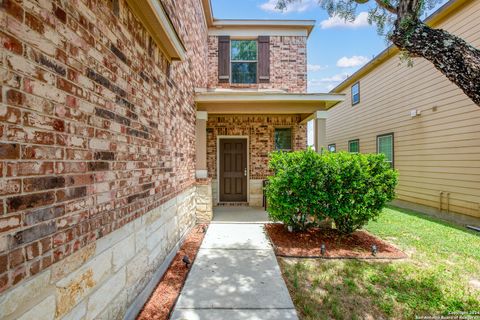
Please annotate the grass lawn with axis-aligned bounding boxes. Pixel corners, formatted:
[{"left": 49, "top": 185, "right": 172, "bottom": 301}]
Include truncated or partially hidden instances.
[{"left": 279, "top": 206, "right": 480, "bottom": 320}]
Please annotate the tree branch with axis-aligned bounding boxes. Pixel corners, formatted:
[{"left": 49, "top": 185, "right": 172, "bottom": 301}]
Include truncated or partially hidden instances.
[
  {"left": 391, "top": 22, "right": 480, "bottom": 105},
  {"left": 373, "top": 0, "right": 397, "bottom": 14}
]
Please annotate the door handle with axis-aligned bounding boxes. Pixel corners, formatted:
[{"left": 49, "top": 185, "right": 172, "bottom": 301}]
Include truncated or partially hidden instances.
[{"left": 244, "top": 168, "right": 247, "bottom": 177}]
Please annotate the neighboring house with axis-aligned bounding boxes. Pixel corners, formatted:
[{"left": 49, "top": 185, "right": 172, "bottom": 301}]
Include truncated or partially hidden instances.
[
  {"left": 0, "top": 0, "right": 342, "bottom": 319},
  {"left": 327, "top": 0, "right": 480, "bottom": 225}
]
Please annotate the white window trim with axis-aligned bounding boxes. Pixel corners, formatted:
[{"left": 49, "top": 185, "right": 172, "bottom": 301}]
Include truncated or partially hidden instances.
[
  {"left": 351, "top": 82, "right": 360, "bottom": 105},
  {"left": 376, "top": 133, "right": 394, "bottom": 168},
  {"left": 230, "top": 39, "right": 258, "bottom": 84},
  {"left": 348, "top": 139, "right": 360, "bottom": 153}
]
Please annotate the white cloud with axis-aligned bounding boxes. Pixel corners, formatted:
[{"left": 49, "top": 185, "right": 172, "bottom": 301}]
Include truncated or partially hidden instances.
[
  {"left": 320, "top": 11, "right": 370, "bottom": 29},
  {"left": 313, "top": 73, "right": 350, "bottom": 83},
  {"left": 307, "top": 64, "right": 328, "bottom": 72},
  {"left": 336, "top": 55, "right": 369, "bottom": 68},
  {"left": 308, "top": 72, "right": 350, "bottom": 92},
  {"left": 260, "top": 0, "right": 316, "bottom": 13}
]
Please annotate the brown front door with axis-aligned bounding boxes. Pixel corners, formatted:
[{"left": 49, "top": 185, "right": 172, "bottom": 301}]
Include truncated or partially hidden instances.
[{"left": 219, "top": 138, "right": 247, "bottom": 202}]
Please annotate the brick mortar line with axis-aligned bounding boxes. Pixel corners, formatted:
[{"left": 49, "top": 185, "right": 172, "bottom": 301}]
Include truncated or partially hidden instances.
[{"left": 2, "top": 9, "right": 157, "bottom": 94}]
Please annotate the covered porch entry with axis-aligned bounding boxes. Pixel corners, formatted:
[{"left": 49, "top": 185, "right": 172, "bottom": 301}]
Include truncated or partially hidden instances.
[{"left": 194, "top": 89, "right": 345, "bottom": 216}]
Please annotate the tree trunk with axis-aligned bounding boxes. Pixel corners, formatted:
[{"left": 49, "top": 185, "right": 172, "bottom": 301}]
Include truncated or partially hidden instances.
[{"left": 391, "top": 19, "right": 480, "bottom": 106}]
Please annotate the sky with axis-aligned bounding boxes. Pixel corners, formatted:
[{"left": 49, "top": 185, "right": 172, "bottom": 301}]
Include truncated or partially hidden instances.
[{"left": 211, "top": 0, "right": 448, "bottom": 93}]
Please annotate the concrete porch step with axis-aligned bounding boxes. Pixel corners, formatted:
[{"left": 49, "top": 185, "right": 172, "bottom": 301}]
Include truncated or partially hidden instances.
[{"left": 216, "top": 202, "right": 250, "bottom": 207}]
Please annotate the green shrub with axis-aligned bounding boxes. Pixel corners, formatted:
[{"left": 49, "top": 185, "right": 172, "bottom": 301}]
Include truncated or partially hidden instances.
[
  {"left": 320, "top": 152, "right": 398, "bottom": 234},
  {"left": 266, "top": 149, "right": 326, "bottom": 231},
  {"left": 265, "top": 149, "right": 398, "bottom": 234}
]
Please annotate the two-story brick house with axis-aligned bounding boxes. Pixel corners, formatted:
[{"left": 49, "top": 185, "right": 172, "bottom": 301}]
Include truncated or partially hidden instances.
[
  {"left": 196, "top": 17, "right": 344, "bottom": 211},
  {"left": 0, "top": 0, "right": 343, "bottom": 319}
]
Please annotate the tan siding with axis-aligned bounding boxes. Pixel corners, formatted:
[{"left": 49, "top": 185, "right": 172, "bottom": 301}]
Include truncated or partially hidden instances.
[{"left": 326, "top": 0, "right": 480, "bottom": 220}]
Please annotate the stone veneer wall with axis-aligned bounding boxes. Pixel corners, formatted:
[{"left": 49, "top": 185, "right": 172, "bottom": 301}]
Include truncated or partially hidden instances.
[
  {"left": 207, "top": 114, "right": 307, "bottom": 206},
  {"left": 207, "top": 36, "right": 307, "bottom": 93},
  {"left": 195, "top": 178, "right": 213, "bottom": 222},
  {"left": 0, "top": 0, "right": 208, "bottom": 318}
]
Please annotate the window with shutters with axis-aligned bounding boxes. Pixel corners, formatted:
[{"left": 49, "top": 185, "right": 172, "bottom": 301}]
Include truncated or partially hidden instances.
[
  {"left": 377, "top": 133, "right": 394, "bottom": 168},
  {"left": 231, "top": 40, "right": 257, "bottom": 84}
]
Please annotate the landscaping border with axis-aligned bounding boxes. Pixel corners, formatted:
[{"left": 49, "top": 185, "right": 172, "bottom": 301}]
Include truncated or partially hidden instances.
[
  {"left": 265, "top": 223, "right": 407, "bottom": 260},
  {"left": 133, "top": 224, "right": 208, "bottom": 320}
]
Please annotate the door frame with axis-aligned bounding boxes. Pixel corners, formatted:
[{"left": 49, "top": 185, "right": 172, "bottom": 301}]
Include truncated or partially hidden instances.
[{"left": 217, "top": 135, "right": 249, "bottom": 203}]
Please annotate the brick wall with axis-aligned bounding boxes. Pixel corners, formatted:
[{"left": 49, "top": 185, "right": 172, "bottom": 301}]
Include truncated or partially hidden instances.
[
  {"left": 206, "top": 114, "right": 307, "bottom": 180},
  {"left": 207, "top": 36, "right": 307, "bottom": 93},
  {"left": 0, "top": 0, "right": 207, "bottom": 317}
]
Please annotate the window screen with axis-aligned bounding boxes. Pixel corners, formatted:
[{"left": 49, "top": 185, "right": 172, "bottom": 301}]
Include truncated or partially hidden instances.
[
  {"left": 377, "top": 133, "right": 394, "bottom": 168},
  {"left": 348, "top": 139, "right": 359, "bottom": 153},
  {"left": 231, "top": 40, "right": 257, "bottom": 84},
  {"left": 352, "top": 82, "right": 360, "bottom": 105}
]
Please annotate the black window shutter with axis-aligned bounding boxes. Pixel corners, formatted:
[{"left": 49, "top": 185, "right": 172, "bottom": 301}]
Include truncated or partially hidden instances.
[
  {"left": 258, "top": 36, "right": 270, "bottom": 83},
  {"left": 218, "top": 36, "right": 230, "bottom": 83}
]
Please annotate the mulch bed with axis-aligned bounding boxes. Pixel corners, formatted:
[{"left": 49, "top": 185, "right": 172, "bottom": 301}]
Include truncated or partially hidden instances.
[
  {"left": 265, "top": 223, "right": 407, "bottom": 259},
  {"left": 136, "top": 224, "right": 207, "bottom": 320}
]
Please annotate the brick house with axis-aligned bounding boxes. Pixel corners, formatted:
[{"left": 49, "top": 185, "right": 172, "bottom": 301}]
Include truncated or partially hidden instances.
[{"left": 0, "top": 0, "right": 343, "bottom": 319}]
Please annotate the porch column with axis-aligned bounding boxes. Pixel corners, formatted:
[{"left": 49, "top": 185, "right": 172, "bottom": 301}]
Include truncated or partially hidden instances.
[
  {"left": 196, "top": 111, "right": 208, "bottom": 178},
  {"left": 313, "top": 111, "right": 328, "bottom": 153}
]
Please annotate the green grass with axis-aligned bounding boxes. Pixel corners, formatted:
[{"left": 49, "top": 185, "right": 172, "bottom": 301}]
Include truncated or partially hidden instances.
[{"left": 279, "top": 206, "right": 480, "bottom": 320}]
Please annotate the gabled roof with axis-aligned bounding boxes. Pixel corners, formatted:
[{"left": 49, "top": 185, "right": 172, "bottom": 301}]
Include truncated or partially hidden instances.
[
  {"left": 330, "top": 0, "right": 472, "bottom": 93},
  {"left": 201, "top": 0, "right": 316, "bottom": 37}
]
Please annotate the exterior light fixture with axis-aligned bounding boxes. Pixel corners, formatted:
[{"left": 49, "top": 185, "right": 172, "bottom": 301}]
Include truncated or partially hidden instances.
[
  {"left": 321, "top": 243, "right": 326, "bottom": 256},
  {"left": 182, "top": 255, "right": 191, "bottom": 268},
  {"left": 371, "top": 244, "right": 377, "bottom": 256}
]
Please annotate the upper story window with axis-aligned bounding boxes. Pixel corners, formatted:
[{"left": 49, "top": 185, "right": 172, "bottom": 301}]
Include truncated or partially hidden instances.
[
  {"left": 231, "top": 40, "right": 258, "bottom": 84},
  {"left": 218, "top": 36, "right": 269, "bottom": 85},
  {"left": 274, "top": 128, "right": 292, "bottom": 151},
  {"left": 377, "top": 133, "right": 394, "bottom": 168},
  {"left": 351, "top": 82, "right": 360, "bottom": 105},
  {"left": 348, "top": 139, "right": 359, "bottom": 153}
]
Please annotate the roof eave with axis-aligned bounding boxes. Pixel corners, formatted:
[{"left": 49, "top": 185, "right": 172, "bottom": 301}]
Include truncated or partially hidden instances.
[
  {"left": 201, "top": 0, "right": 315, "bottom": 37},
  {"left": 194, "top": 91, "right": 345, "bottom": 113},
  {"left": 126, "top": 0, "right": 186, "bottom": 61}
]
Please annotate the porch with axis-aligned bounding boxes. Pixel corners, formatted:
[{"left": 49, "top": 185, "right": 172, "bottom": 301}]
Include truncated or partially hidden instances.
[
  {"left": 213, "top": 206, "right": 270, "bottom": 223},
  {"left": 194, "top": 89, "right": 345, "bottom": 216}
]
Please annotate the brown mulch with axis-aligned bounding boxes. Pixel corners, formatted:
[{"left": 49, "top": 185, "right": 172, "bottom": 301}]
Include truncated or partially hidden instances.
[
  {"left": 136, "top": 224, "right": 207, "bottom": 320},
  {"left": 265, "top": 223, "right": 407, "bottom": 259}
]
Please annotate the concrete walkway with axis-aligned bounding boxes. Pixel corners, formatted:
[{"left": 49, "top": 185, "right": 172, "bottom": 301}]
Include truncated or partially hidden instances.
[
  {"left": 212, "top": 206, "right": 270, "bottom": 223},
  {"left": 171, "top": 210, "right": 298, "bottom": 320}
]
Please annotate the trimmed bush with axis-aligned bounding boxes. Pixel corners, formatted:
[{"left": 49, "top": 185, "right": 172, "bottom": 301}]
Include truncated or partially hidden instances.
[
  {"left": 266, "top": 149, "right": 326, "bottom": 231},
  {"left": 320, "top": 152, "right": 398, "bottom": 234},
  {"left": 266, "top": 149, "right": 398, "bottom": 233}
]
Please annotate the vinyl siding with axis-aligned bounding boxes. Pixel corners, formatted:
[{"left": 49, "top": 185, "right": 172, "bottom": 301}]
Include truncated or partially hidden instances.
[{"left": 326, "top": 0, "right": 480, "bottom": 219}]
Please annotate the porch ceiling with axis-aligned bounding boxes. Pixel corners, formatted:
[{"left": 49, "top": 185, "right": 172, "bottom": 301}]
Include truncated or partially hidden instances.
[{"left": 194, "top": 90, "right": 345, "bottom": 114}]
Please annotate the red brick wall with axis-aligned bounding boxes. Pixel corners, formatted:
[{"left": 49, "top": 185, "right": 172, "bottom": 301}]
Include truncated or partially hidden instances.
[
  {"left": 207, "top": 36, "right": 307, "bottom": 93},
  {"left": 0, "top": 0, "right": 207, "bottom": 293},
  {"left": 207, "top": 115, "right": 307, "bottom": 179}
]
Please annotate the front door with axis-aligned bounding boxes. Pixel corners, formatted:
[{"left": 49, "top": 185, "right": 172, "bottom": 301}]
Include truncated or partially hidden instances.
[{"left": 219, "top": 138, "right": 247, "bottom": 202}]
